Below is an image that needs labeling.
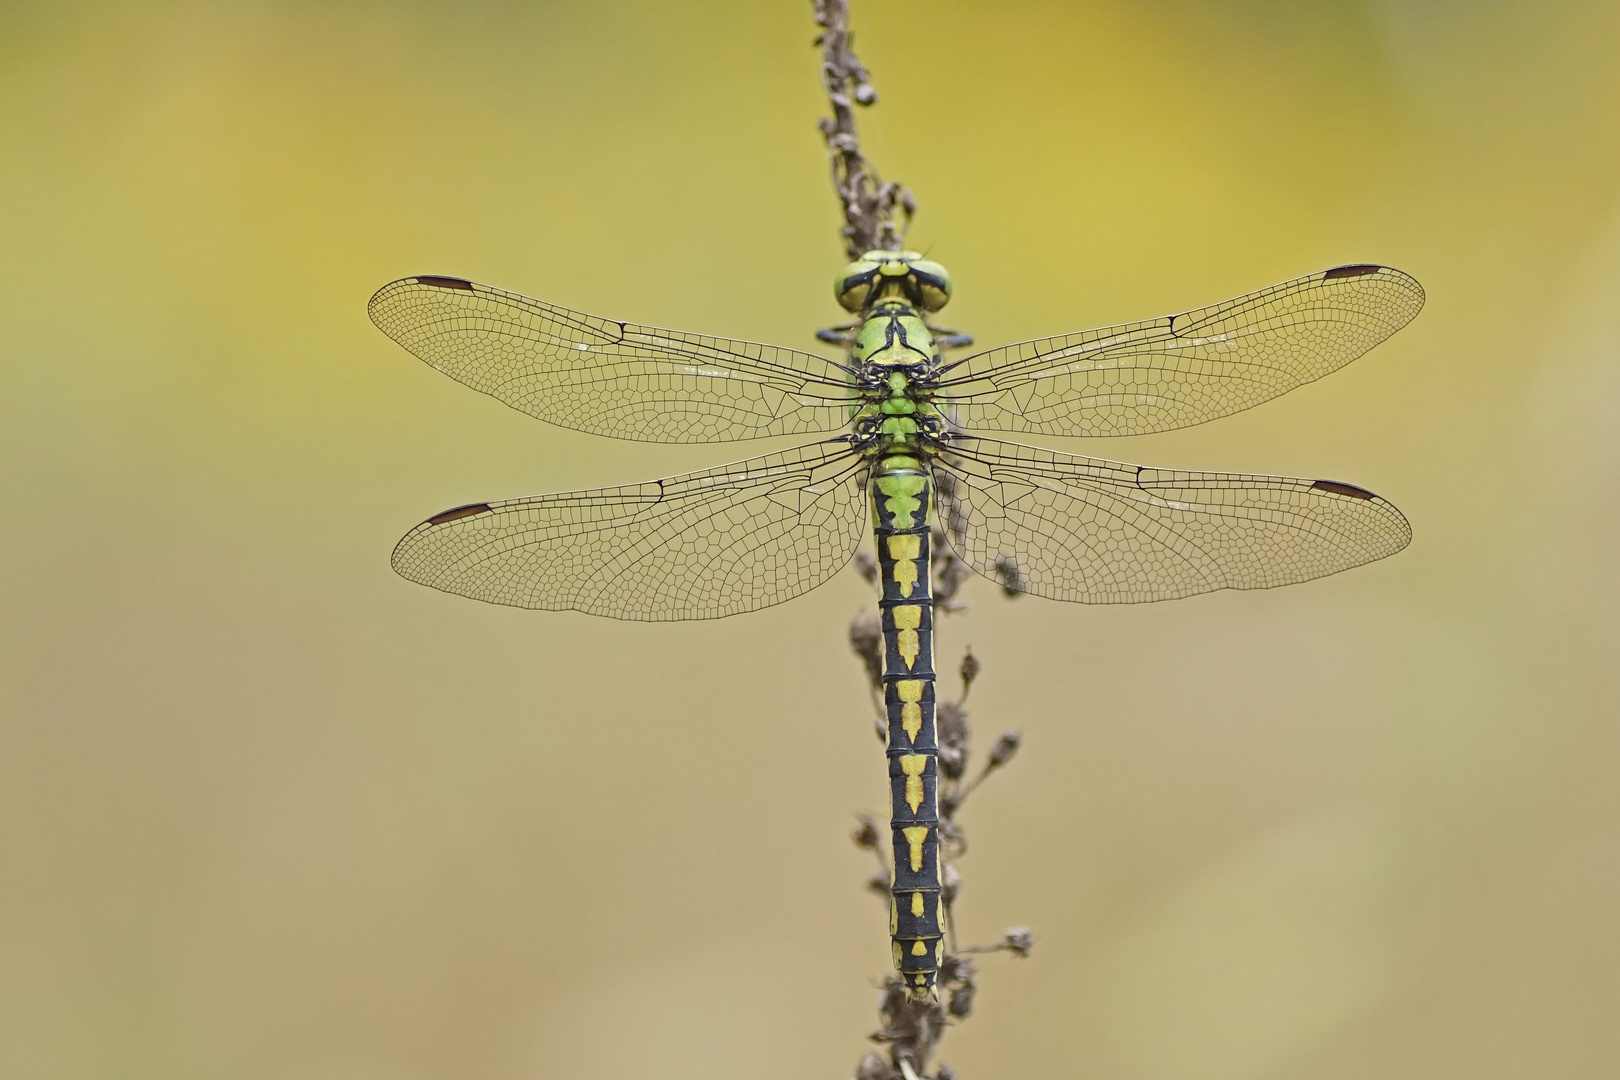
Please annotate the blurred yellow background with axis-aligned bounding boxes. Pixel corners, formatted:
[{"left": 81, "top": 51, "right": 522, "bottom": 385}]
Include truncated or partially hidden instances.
[{"left": 4, "top": 1, "right": 1618, "bottom": 1077}]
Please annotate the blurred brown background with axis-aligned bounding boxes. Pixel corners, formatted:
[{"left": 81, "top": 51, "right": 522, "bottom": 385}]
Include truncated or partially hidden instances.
[{"left": 4, "top": 1, "right": 1618, "bottom": 1077}]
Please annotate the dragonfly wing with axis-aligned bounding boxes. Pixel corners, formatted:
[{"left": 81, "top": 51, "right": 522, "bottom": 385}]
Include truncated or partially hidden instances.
[
  {"left": 931, "top": 437, "right": 1410, "bottom": 604},
  {"left": 392, "top": 440, "right": 870, "bottom": 620},
  {"left": 936, "top": 265, "right": 1424, "bottom": 436},
  {"left": 369, "top": 276, "right": 857, "bottom": 443}
]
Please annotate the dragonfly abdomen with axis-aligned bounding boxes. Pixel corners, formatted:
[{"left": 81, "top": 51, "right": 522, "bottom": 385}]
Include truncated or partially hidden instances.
[{"left": 872, "top": 463, "right": 944, "bottom": 999}]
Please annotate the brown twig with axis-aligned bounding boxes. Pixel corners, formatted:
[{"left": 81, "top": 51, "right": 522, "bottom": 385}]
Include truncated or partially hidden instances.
[{"left": 814, "top": 0, "right": 915, "bottom": 258}]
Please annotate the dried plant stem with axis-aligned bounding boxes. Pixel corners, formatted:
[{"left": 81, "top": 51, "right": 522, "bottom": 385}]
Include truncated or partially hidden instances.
[{"left": 814, "top": 0, "right": 915, "bottom": 258}]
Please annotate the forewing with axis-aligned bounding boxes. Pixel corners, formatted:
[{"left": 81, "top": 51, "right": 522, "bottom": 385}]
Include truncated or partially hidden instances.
[
  {"left": 936, "top": 265, "right": 1424, "bottom": 436},
  {"left": 369, "top": 275, "right": 857, "bottom": 443},
  {"left": 932, "top": 437, "right": 1410, "bottom": 604},
  {"left": 392, "top": 440, "right": 869, "bottom": 620}
]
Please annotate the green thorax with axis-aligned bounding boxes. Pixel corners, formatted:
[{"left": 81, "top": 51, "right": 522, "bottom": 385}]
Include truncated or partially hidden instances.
[
  {"left": 851, "top": 299, "right": 939, "bottom": 370},
  {"left": 850, "top": 299, "right": 941, "bottom": 473}
]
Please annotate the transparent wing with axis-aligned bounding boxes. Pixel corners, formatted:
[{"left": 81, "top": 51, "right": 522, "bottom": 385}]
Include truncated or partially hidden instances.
[
  {"left": 931, "top": 437, "right": 1410, "bottom": 604},
  {"left": 369, "top": 275, "right": 857, "bottom": 443},
  {"left": 392, "top": 440, "right": 869, "bottom": 620},
  {"left": 936, "top": 265, "right": 1424, "bottom": 437}
]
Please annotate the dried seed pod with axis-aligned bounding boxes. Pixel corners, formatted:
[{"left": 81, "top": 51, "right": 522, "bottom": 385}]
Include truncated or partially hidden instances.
[
  {"left": 855, "top": 1052, "right": 891, "bottom": 1080},
  {"left": 947, "top": 979, "right": 976, "bottom": 1019},
  {"left": 852, "top": 814, "right": 881, "bottom": 850},
  {"left": 987, "top": 730, "right": 1021, "bottom": 769},
  {"left": 992, "top": 555, "right": 1027, "bottom": 597},
  {"left": 937, "top": 700, "right": 970, "bottom": 754},
  {"left": 939, "top": 951, "right": 975, "bottom": 985},
  {"left": 931, "top": 529, "right": 970, "bottom": 608},
  {"left": 941, "top": 861, "right": 962, "bottom": 904},
  {"left": 959, "top": 649, "right": 980, "bottom": 696},
  {"left": 853, "top": 548, "right": 879, "bottom": 584},
  {"left": 849, "top": 610, "right": 883, "bottom": 689},
  {"left": 933, "top": 560, "right": 969, "bottom": 610}
]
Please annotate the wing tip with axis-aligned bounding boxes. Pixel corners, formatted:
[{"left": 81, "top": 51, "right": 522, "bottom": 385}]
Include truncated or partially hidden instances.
[
  {"left": 1322, "top": 262, "right": 1425, "bottom": 300},
  {"left": 367, "top": 274, "right": 477, "bottom": 329},
  {"left": 1311, "top": 479, "right": 1414, "bottom": 549},
  {"left": 390, "top": 503, "right": 496, "bottom": 578},
  {"left": 1319, "top": 262, "right": 1426, "bottom": 324}
]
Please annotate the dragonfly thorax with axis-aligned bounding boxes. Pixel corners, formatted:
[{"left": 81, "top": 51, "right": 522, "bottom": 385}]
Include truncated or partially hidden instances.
[
  {"left": 852, "top": 327, "right": 945, "bottom": 461},
  {"left": 852, "top": 302, "right": 940, "bottom": 370},
  {"left": 834, "top": 254, "right": 951, "bottom": 466}
]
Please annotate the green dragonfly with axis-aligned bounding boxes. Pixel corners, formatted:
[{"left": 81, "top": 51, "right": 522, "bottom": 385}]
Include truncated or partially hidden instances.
[{"left": 368, "top": 253, "right": 1423, "bottom": 997}]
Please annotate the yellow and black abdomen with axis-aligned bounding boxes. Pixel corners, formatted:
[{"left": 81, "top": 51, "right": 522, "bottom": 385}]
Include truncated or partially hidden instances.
[{"left": 872, "top": 463, "right": 944, "bottom": 998}]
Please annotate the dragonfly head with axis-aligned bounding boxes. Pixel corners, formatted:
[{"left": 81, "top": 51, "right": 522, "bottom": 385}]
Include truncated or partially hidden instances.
[{"left": 835, "top": 250, "right": 952, "bottom": 314}]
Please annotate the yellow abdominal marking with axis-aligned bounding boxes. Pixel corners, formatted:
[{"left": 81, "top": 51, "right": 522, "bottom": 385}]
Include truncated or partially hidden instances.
[
  {"left": 892, "top": 605, "right": 923, "bottom": 668},
  {"left": 886, "top": 534, "right": 921, "bottom": 597},
  {"left": 911, "top": 891, "right": 925, "bottom": 916},
  {"left": 912, "top": 940, "right": 928, "bottom": 956},
  {"left": 896, "top": 679, "right": 925, "bottom": 742},
  {"left": 902, "top": 826, "right": 930, "bottom": 871},
  {"left": 899, "top": 754, "right": 928, "bottom": 812}
]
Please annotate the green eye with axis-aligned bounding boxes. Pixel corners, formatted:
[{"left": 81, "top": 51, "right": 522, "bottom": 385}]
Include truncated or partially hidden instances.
[
  {"left": 836, "top": 254, "right": 952, "bottom": 313},
  {"left": 909, "top": 260, "right": 952, "bottom": 312},
  {"left": 835, "top": 259, "right": 880, "bottom": 312}
]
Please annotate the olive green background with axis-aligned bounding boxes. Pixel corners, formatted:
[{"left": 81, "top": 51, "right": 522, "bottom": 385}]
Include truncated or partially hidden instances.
[{"left": 4, "top": 2, "right": 1618, "bottom": 1077}]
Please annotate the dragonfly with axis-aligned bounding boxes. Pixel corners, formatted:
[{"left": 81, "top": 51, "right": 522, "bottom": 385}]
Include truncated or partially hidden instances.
[{"left": 368, "top": 253, "right": 1423, "bottom": 998}]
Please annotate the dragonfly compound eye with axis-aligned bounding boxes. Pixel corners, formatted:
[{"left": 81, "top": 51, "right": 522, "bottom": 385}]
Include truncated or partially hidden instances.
[
  {"left": 835, "top": 258, "right": 882, "bottom": 312},
  {"left": 908, "top": 260, "right": 952, "bottom": 312}
]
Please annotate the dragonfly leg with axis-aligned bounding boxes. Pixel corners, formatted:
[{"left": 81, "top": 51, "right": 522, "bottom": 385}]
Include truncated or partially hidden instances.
[
  {"left": 925, "top": 325, "right": 974, "bottom": 349},
  {"left": 816, "top": 322, "right": 859, "bottom": 345}
]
